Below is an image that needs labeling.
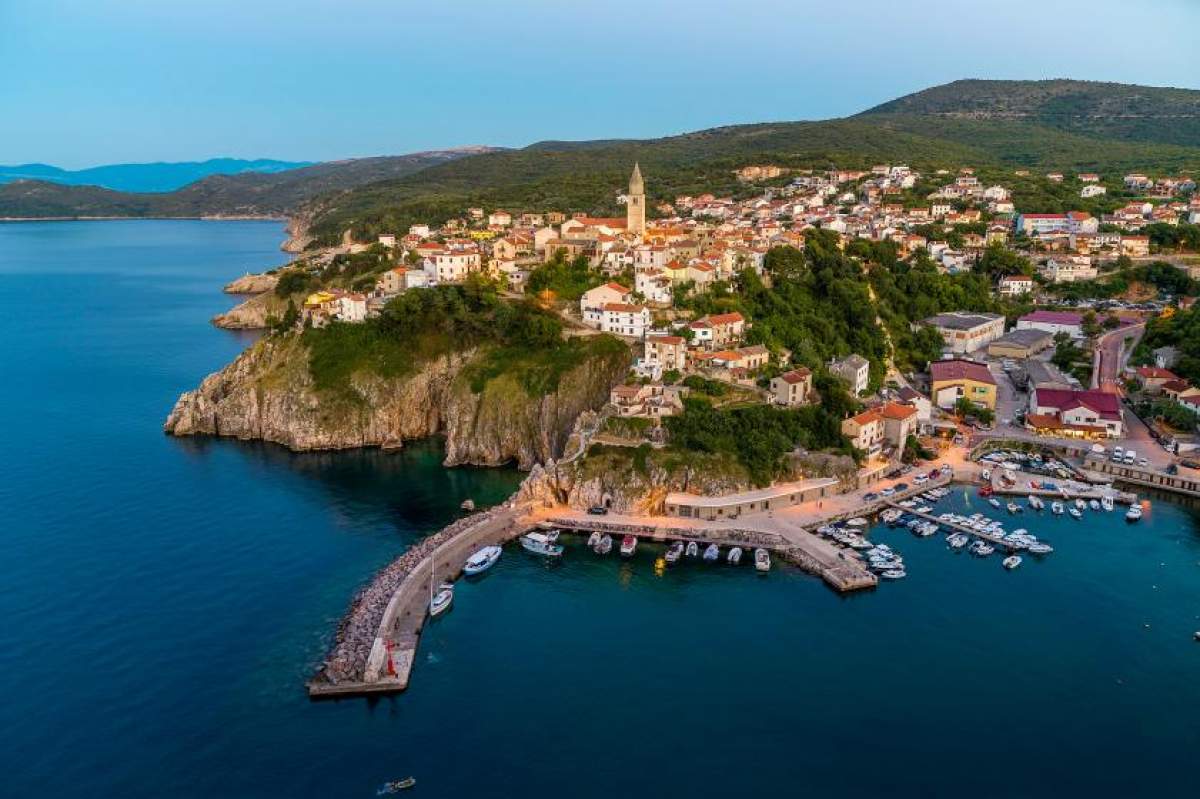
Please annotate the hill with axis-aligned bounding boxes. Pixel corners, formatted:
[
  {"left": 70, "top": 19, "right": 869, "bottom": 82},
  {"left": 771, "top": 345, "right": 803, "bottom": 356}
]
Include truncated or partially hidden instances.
[
  {"left": 0, "top": 148, "right": 497, "bottom": 219},
  {"left": 0, "top": 158, "right": 312, "bottom": 193},
  {"left": 860, "top": 79, "right": 1200, "bottom": 147}
]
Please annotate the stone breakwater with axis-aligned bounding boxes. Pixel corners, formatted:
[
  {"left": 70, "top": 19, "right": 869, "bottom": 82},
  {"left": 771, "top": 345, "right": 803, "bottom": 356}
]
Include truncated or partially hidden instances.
[{"left": 314, "top": 508, "right": 509, "bottom": 686}]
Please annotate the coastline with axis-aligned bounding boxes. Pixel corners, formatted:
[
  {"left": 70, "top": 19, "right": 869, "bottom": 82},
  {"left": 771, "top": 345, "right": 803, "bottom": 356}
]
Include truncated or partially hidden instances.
[{"left": 0, "top": 214, "right": 288, "bottom": 222}]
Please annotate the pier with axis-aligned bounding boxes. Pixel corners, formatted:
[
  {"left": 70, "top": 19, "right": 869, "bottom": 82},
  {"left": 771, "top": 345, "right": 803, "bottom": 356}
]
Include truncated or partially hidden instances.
[{"left": 882, "top": 500, "right": 1022, "bottom": 550}]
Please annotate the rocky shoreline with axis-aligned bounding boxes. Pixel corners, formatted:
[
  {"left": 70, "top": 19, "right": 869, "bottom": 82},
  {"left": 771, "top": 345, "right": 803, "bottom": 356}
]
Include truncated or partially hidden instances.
[{"left": 314, "top": 507, "right": 510, "bottom": 685}]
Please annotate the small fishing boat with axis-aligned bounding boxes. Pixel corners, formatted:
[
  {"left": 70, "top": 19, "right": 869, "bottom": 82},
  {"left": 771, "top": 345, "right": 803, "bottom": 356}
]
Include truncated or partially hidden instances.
[
  {"left": 988, "top": 498, "right": 1002, "bottom": 509},
  {"left": 1027, "top": 542, "right": 1053, "bottom": 555},
  {"left": 664, "top": 541, "right": 684, "bottom": 564},
  {"left": 520, "top": 532, "right": 564, "bottom": 557},
  {"left": 703, "top": 543, "right": 720, "bottom": 562},
  {"left": 947, "top": 533, "right": 969, "bottom": 549},
  {"left": 620, "top": 535, "right": 638, "bottom": 556},
  {"left": 754, "top": 548, "right": 771, "bottom": 572},
  {"left": 1068, "top": 508, "right": 1082, "bottom": 519},
  {"left": 880, "top": 568, "right": 907, "bottom": 580},
  {"left": 595, "top": 534, "right": 613, "bottom": 555},
  {"left": 1002, "top": 555, "right": 1022, "bottom": 570},
  {"left": 1051, "top": 501, "right": 1065, "bottom": 515},
  {"left": 429, "top": 582, "right": 454, "bottom": 617},
  {"left": 377, "top": 777, "right": 416, "bottom": 794},
  {"left": 1027, "top": 495, "right": 1045, "bottom": 510},
  {"left": 1101, "top": 495, "right": 1114, "bottom": 512},
  {"left": 463, "top": 545, "right": 501, "bottom": 576},
  {"left": 1074, "top": 499, "right": 1087, "bottom": 511},
  {"left": 727, "top": 546, "right": 743, "bottom": 565},
  {"left": 685, "top": 540, "right": 699, "bottom": 558},
  {"left": 587, "top": 531, "right": 602, "bottom": 549},
  {"left": 1126, "top": 503, "right": 1143, "bottom": 522},
  {"left": 846, "top": 517, "right": 869, "bottom": 528},
  {"left": 1007, "top": 502, "right": 1021, "bottom": 514},
  {"left": 1089, "top": 499, "right": 1100, "bottom": 511}
]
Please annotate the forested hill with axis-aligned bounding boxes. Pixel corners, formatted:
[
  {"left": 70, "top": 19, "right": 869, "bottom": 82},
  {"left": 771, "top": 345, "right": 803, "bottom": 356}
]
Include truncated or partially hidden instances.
[
  {"left": 0, "top": 148, "right": 497, "bottom": 219},
  {"left": 860, "top": 79, "right": 1200, "bottom": 147}
]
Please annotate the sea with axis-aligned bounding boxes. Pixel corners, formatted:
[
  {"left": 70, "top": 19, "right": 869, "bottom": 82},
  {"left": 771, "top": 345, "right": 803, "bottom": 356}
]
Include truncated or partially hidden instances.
[{"left": 1, "top": 219, "right": 1198, "bottom": 798}]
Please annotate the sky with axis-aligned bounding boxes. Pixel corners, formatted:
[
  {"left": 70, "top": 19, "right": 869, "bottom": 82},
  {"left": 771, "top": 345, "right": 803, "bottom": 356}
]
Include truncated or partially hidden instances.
[{"left": 2, "top": 0, "right": 1199, "bottom": 169}]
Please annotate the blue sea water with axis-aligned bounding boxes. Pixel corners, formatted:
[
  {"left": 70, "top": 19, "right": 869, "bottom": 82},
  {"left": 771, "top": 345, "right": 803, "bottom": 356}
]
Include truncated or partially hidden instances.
[{"left": 1, "top": 220, "right": 1199, "bottom": 798}]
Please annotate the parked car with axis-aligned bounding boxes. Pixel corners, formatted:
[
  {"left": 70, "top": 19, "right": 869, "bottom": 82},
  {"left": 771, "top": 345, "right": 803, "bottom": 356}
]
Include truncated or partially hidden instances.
[
  {"left": 1137, "top": 458, "right": 1148, "bottom": 468},
  {"left": 863, "top": 492, "right": 879, "bottom": 502},
  {"left": 1180, "top": 458, "right": 1200, "bottom": 470},
  {"left": 913, "top": 473, "right": 929, "bottom": 484},
  {"left": 587, "top": 506, "right": 608, "bottom": 516},
  {"left": 880, "top": 487, "right": 896, "bottom": 497},
  {"left": 893, "top": 482, "right": 909, "bottom": 492}
]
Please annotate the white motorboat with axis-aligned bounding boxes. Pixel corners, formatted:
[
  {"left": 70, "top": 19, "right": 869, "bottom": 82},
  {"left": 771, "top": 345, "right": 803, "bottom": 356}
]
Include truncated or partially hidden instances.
[
  {"left": 521, "top": 532, "right": 564, "bottom": 557},
  {"left": 685, "top": 541, "right": 699, "bottom": 558},
  {"left": 430, "top": 582, "right": 454, "bottom": 617},
  {"left": 1126, "top": 503, "right": 1143, "bottom": 522},
  {"left": 596, "top": 534, "right": 613, "bottom": 555},
  {"left": 1089, "top": 499, "right": 1100, "bottom": 511},
  {"left": 664, "top": 541, "right": 684, "bottom": 564},
  {"left": 1002, "top": 555, "right": 1022, "bottom": 570},
  {"left": 1051, "top": 501, "right": 1065, "bottom": 515},
  {"left": 947, "top": 534, "right": 969, "bottom": 549},
  {"left": 703, "top": 543, "right": 720, "bottom": 562},
  {"left": 463, "top": 545, "right": 502, "bottom": 576},
  {"left": 1101, "top": 495, "right": 1115, "bottom": 512},
  {"left": 587, "top": 531, "right": 602, "bottom": 549},
  {"left": 988, "top": 498, "right": 1002, "bottom": 509},
  {"left": 754, "top": 548, "right": 771, "bottom": 572},
  {"left": 880, "top": 569, "right": 907, "bottom": 580},
  {"left": 1027, "top": 542, "right": 1053, "bottom": 555},
  {"left": 1068, "top": 508, "right": 1082, "bottom": 519},
  {"left": 1007, "top": 502, "right": 1021, "bottom": 514},
  {"left": 880, "top": 509, "right": 903, "bottom": 524},
  {"left": 1074, "top": 499, "right": 1087, "bottom": 511},
  {"left": 846, "top": 517, "right": 869, "bottom": 528},
  {"left": 620, "top": 535, "right": 638, "bottom": 556},
  {"left": 727, "top": 547, "right": 743, "bottom": 565}
]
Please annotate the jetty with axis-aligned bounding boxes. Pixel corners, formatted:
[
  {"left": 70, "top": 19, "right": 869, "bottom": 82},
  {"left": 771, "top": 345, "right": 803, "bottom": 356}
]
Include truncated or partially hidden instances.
[{"left": 883, "top": 501, "right": 1023, "bottom": 551}]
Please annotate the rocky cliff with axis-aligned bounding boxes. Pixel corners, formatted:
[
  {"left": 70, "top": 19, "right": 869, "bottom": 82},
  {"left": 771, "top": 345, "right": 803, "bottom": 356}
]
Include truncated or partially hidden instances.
[
  {"left": 163, "top": 333, "right": 630, "bottom": 468},
  {"left": 223, "top": 272, "right": 279, "bottom": 294}
]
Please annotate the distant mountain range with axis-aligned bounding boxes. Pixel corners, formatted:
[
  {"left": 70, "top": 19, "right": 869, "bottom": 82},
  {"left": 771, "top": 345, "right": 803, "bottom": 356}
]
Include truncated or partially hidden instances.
[
  {"left": 0, "top": 158, "right": 313, "bottom": 193},
  {"left": 4, "top": 79, "right": 1200, "bottom": 240},
  {"left": 0, "top": 148, "right": 499, "bottom": 219}
]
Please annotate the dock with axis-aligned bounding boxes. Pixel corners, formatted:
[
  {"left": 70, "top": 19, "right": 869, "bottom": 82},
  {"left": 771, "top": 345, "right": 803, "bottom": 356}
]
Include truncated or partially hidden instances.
[{"left": 882, "top": 500, "right": 1024, "bottom": 551}]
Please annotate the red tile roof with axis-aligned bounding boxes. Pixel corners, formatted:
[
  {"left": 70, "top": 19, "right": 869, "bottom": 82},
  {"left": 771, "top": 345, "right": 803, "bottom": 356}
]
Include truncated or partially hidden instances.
[{"left": 930, "top": 359, "right": 995, "bottom": 385}]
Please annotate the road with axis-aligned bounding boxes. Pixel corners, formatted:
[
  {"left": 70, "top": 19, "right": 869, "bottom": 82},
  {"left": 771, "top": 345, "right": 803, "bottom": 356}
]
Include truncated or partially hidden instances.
[{"left": 1092, "top": 322, "right": 1144, "bottom": 392}]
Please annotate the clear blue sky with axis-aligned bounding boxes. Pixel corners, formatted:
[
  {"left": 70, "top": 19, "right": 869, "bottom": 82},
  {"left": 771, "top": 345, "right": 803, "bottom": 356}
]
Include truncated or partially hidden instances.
[{"left": 2, "top": 0, "right": 1198, "bottom": 168}]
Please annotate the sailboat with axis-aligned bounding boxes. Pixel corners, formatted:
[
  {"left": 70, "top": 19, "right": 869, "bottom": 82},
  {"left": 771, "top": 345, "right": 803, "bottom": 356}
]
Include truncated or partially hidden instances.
[{"left": 429, "top": 558, "right": 453, "bottom": 617}]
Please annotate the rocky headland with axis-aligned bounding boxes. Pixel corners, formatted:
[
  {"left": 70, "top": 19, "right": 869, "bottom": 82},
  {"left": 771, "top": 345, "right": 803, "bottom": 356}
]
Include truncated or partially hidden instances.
[{"left": 164, "top": 332, "right": 631, "bottom": 468}]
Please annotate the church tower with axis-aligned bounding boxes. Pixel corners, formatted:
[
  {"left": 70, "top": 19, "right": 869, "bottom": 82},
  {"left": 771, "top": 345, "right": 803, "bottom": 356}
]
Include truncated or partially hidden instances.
[{"left": 626, "top": 162, "right": 646, "bottom": 235}]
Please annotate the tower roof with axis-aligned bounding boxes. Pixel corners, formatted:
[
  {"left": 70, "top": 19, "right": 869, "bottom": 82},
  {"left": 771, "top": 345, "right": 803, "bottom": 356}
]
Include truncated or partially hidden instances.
[{"left": 629, "top": 162, "right": 644, "bottom": 194}]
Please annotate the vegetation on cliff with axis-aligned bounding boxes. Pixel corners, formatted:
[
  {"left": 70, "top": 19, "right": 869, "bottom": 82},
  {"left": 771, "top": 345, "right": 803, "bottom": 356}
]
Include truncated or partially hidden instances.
[
  {"left": 303, "top": 279, "right": 628, "bottom": 400},
  {"left": 1139, "top": 304, "right": 1200, "bottom": 383}
]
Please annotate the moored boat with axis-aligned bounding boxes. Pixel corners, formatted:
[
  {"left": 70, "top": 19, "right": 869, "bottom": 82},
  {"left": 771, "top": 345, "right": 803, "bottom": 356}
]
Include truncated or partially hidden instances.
[
  {"left": 754, "top": 548, "right": 771, "bottom": 572},
  {"left": 620, "top": 535, "right": 638, "bottom": 556},
  {"left": 1051, "top": 501, "right": 1065, "bottom": 515},
  {"left": 880, "top": 568, "right": 907, "bottom": 580},
  {"left": 1126, "top": 503, "right": 1143, "bottom": 522},
  {"left": 587, "top": 531, "right": 602, "bottom": 549},
  {"left": 988, "top": 498, "right": 1002, "bottom": 509},
  {"left": 1002, "top": 555, "right": 1022, "bottom": 570},
  {"left": 1089, "top": 499, "right": 1100, "bottom": 511},
  {"left": 1068, "top": 508, "right": 1082, "bottom": 519},
  {"left": 685, "top": 540, "right": 699, "bottom": 558},
  {"left": 521, "top": 531, "right": 564, "bottom": 557},
  {"left": 430, "top": 582, "right": 454, "bottom": 617},
  {"left": 596, "top": 534, "right": 613, "bottom": 555},
  {"left": 664, "top": 541, "right": 684, "bottom": 564},
  {"left": 727, "top": 546, "right": 743, "bottom": 565},
  {"left": 1007, "top": 502, "right": 1021, "bottom": 514},
  {"left": 1101, "top": 495, "right": 1114, "bottom": 512},
  {"left": 463, "top": 545, "right": 502, "bottom": 576},
  {"left": 703, "top": 543, "right": 720, "bottom": 562}
]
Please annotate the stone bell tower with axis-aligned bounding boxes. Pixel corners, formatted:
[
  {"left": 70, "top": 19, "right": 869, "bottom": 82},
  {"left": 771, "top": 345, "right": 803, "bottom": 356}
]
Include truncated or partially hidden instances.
[{"left": 626, "top": 162, "right": 646, "bottom": 235}]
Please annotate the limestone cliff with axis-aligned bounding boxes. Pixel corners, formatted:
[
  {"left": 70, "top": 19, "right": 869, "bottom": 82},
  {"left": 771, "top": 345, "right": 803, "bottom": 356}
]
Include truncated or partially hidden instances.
[
  {"left": 163, "top": 333, "right": 630, "bottom": 468},
  {"left": 223, "top": 272, "right": 279, "bottom": 294},
  {"left": 212, "top": 291, "right": 287, "bottom": 330},
  {"left": 518, "top": 443, "right": 857, "bottom": 513}
]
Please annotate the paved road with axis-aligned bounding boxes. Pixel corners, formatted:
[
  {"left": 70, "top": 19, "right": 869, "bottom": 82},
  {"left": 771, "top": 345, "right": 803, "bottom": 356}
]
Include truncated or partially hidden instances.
[{"left": 1092, "top": 323, "right": 1144, "bottom": 392}]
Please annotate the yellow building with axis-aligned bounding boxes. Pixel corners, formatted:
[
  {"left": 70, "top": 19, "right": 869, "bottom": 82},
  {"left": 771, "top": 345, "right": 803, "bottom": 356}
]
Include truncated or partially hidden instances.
[{"left": 929, "top": 359, "right": 997, "bottom": 411}]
